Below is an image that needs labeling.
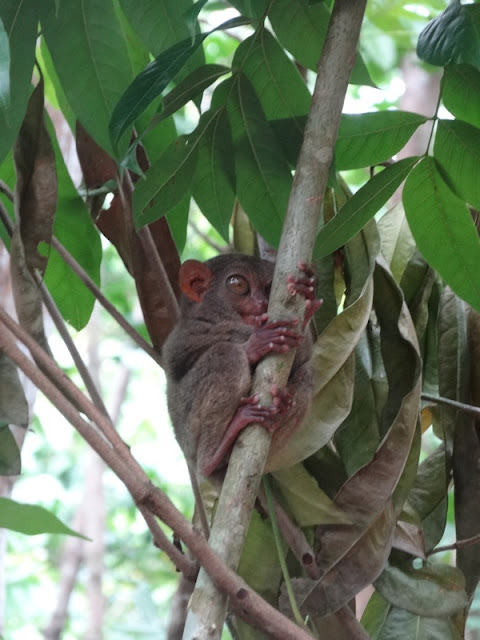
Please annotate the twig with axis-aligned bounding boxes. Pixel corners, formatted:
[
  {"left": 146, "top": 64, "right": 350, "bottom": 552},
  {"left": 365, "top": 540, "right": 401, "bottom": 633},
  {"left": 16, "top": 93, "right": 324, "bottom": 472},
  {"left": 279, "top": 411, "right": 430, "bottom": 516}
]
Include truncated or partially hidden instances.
[
  {"left": 49, "top": 236, "right": 163, "bottom": 366},
  {"left": 0, "top": 193, "right": 162, "bottom": 367},
  {"left": 184, "top": 0, "right": 368, "bottom": 635},
  {"left": 0, "top": 311, "right": 314, "bottom": 640},
  {"left": 427, "top": 533, "right": 480, "bottom": 557},
  {"left": 422, "top": 393, "right": 480, "bottom": 418}
]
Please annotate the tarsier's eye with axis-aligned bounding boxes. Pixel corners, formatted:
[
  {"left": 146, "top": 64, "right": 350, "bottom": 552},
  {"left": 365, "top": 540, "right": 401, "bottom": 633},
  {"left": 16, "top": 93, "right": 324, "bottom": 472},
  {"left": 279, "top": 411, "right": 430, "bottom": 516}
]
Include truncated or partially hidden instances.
[{"left": 226, "top": 274, "right": 250, "bottom": 295}]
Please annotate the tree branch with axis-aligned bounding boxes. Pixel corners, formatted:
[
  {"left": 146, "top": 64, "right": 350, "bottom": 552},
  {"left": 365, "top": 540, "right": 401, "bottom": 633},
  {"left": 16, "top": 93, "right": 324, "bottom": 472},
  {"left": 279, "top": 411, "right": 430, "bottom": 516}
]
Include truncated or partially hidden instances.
[
  {"left": 184, "top": 0, "right": 368, "bottom": 635},
  {"left": 0, "top": 308, "right": 313, "bottom": 640}
]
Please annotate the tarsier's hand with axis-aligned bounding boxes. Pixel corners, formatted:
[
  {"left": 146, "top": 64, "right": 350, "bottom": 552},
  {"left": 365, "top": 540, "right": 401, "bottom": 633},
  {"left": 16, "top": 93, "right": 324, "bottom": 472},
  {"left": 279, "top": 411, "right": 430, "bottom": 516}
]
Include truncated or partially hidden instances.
[
  {"left": 287, "top": 261, "right": 323, "bottom": 328},
  {"left": 245, "top": 316, "right": 302, "bottom": 364}
]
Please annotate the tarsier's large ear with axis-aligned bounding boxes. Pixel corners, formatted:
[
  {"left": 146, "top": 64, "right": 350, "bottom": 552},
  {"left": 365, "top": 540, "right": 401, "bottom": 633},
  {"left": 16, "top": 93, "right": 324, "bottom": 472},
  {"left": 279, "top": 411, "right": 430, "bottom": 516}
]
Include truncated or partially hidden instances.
[{"left": 179, "top": 260, "right": 213, "bottom": 303}]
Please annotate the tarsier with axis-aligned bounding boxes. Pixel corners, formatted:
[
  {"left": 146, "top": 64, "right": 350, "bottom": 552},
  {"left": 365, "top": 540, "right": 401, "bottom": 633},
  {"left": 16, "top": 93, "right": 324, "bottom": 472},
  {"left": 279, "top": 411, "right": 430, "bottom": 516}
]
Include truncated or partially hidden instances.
[{"left": 163, "top": 254, "right": 320, "bottom": 480}]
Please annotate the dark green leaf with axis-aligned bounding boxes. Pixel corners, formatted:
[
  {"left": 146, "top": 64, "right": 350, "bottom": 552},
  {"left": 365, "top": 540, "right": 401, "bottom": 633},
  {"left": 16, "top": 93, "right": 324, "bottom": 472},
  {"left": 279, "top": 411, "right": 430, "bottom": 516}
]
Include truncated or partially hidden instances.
[
  {"left": 434, "top": 119, "right": 480, "bottom": 209},
  {"left": 375, "top": 562, "right": 468, "bottom": 617},
  {"left": 0, "top": 425, "right": 21, "bottom": 475},
  {"left": 374, "top": 605, "right": 463, "bottom": 640},
  {"left": 403, "top": 156, "right": 480, "bottom": 311},
  {"left": 183, "top": 0, "right": 208, "bottom": 40},
  {"left": 133, "top": 137, "right": 197, "bottom": 228},
  {"left": 110, "top": 17, "right": 248, "bottom": 146},
  {"left": 166, "top": 193, "right": 190, "bottom": 255},
  {"left": 0, "top": 497, "right": 88, "bottom": 537},
  {"left": 155, "top": 64, "right": 230, "bottom": 125},
  {"left": 41, "top": 0, "right": 135, "bottom": 156},
  {"left": 110, "top": 33, "right": 207, "bottom": 148},
  {"left": 226, "top": 74, "right": 292, "bottom": 247},
  {"left": 336, "top": 112, "right": 427, "bottom": 170},
  {"left": 417, "top": 0, "right": 480, "bottom": 69},
  {"left": 0, "top": 0, "right": 37, "bottom": 164},
  {"left": 314, "top": 157, "right": 419, "bottom": 259},
  {"left": 44, "top": 117, "right": 101, "bottom": 330},
  {"left": 191, "top": 109, "right": 235, "bottom": 242},
  {"left": 443, "top": 64, "right": 480, "bottom": 129}
]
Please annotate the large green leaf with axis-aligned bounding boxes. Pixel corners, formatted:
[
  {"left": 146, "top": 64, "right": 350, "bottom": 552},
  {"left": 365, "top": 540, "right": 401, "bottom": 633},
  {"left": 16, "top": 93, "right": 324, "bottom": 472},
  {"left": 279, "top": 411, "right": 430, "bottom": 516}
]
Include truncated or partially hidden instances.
[
  {"left": 314, "top": 157, "right": 419, "bottom": 259},
  {"left": 335, "top": 112, "right": 426, "bottom": 170},
  {"left": 443, "top": 64, "right": 480, "bottom": 129},
  {"left": 41, "top": 0, "right": 134, "bottom": 156},
  {"left": 0, "top": 497, "right": 87, "bottom": 537},
  {"left": 44, "top": 118, "right": 101, "bottom": 330},
  {"left": 369, "top": 602, "right": 463, "bottom": 640},
  {"left": 378, "top": 202, "right": 416, "bottom": 285},
  {"left": 0, "top": 0, "right": 37, "bottom": 164},
  {"left": 132, "top": 136, "right": 197, "bottom": 228},
  {"left": 269, "top": 0, "right": 329, "bottom": 71},
  {"left": 110, "top": 32, "right": 207, "bottom": 147},
  {"left": 434, "top": 119, "right": 480, "bottom": 210},
  {"left": 191, "top": 108, "right": 235, "bottom": 242},
  {"left": 110, "top": 17, "right": 247, "bottom": 147},
  {"left": 403, "top": 156, "right": 480, "bottom": 312},
  {"left": 233, "top": 29, "right": 311, "bottom": 120},
  {"left": 375, "top": 562, "right": 468, "bottom": 618},
  {"left": 417, "top": 0, "right": 480, "bottom": 69},
  {"left": 154, "top": 64, "right": 230, "bottom": 125},
  {"left": 226, "top": 74, "right": 292, "bottom": 247}
]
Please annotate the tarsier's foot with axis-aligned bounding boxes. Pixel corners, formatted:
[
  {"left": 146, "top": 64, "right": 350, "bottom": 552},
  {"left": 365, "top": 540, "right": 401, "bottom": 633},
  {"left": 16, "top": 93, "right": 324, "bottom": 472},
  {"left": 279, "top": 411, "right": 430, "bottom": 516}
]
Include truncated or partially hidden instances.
[
  {"left": 287, "top": 261, "right": 323, "bottom": 327},
  {"left": 246, "top": 317, "right": 302, "bottom": 363}
]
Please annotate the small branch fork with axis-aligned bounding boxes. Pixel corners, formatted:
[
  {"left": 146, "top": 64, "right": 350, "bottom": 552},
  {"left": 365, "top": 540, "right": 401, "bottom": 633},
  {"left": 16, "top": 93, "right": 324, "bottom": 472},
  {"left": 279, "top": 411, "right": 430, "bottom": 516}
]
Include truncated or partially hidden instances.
[{"left": 0, "top": 306, "right": 312, "bottom": 640}]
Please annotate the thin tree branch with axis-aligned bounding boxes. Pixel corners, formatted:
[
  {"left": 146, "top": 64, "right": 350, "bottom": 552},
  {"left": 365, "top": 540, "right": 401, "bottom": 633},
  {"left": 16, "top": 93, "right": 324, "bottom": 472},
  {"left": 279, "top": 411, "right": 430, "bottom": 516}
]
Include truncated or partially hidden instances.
[
  {"left": 0, "top": 312, "right": 313, "bottom": 640},
  {"left": 427, "top": 533, "right": 480, "bottom": 557},
  {"left": 49, "top": 236, "right": 163, "bottom": 366},
  {"left": 422, "top": 392, "right": 480, "bottom": 418},
  {"left": 184, "top": 1, "right": 368, "bottom": 635},
  {"left": 0, "top": 193, "right": 162, "bottom": 366}
]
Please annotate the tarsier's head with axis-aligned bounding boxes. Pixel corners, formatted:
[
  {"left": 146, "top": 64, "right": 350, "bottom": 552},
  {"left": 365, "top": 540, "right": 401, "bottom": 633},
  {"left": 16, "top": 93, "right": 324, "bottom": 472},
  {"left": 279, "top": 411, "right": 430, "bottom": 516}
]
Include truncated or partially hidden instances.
[{"left": 179, "top": 254, "right": 274, "bottom": 324}]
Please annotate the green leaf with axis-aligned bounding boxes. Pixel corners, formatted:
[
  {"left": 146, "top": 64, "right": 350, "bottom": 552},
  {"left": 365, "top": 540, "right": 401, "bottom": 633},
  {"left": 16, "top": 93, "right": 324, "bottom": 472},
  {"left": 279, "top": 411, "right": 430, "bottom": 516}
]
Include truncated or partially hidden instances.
[
  {"left": 335, "top": 112, "right": 427, "bottom": 170},
  {"left": 133, "top": 136, "right": 198, "bottom": 228},
  {"left": 434, "top": 118, "right": 480, "bottom": 210},
  {"left": 378, "top": 202, "right": 416, "bottom": 284},
  {"left": 119, "top": 0, "right": 204, "bottom": 58},
  {"left": 0, "top": 497, "right": 88, "bottom": 538},
  {"left": 183, "top": 0, "right": 208, "bottom": 40},
  {"left": 375, "top": 562, "right": 468, "bottom": 618},
  {"left": 166, "top": 193, "right": 190, "bottom": 255},
  {"left": 110, "top": 33, "right": 207, "bottom": 147},
  {"left": 110, "top": 17, "right": 247, "bottom": 147},
  {"left": 403, "top": 156, "right": 480, "bottom": 312},
  {"left": 0, "top": 425, "right": 21, "bottom": 475},
  {"left": 233, "top": 29, "right": 311, "bottom": 120},
  {"left": 273, "top": 466, "right": 350, "bottom": 527},
  {"left": 155, "top": 64, "right": 230, "bottom": 125},
  {"left": 41, "top": 0, "right": 135, "bottom": 157},
  {"left": 226, "top": 74, "right": 292, "bottom": 247},
  {"left": 191, "top": 109, "right": 235, "bottom": 242},
  {"left": 269, "top": 0, "right": 330, "bottom": 71},
  {"left": 314, "top": 157, "right": 419, "bottom": 259},
  {"left": 44, "top": 118, "right": 102, "bottom": 330},
  {"left": 269, "top": 0, "right": 374, "bottom": 86},
  {"left": 417, "top": 0, "right": 480, "bottom": 69},
  {"left": 0, "top": 0, "right": 37, "bottom": 164},
  {"left": 443, "top": 64, "right": 480, "bottom": 129},
  {"left": 374, "top": 605, "right": 463, "bottom": 640}
]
